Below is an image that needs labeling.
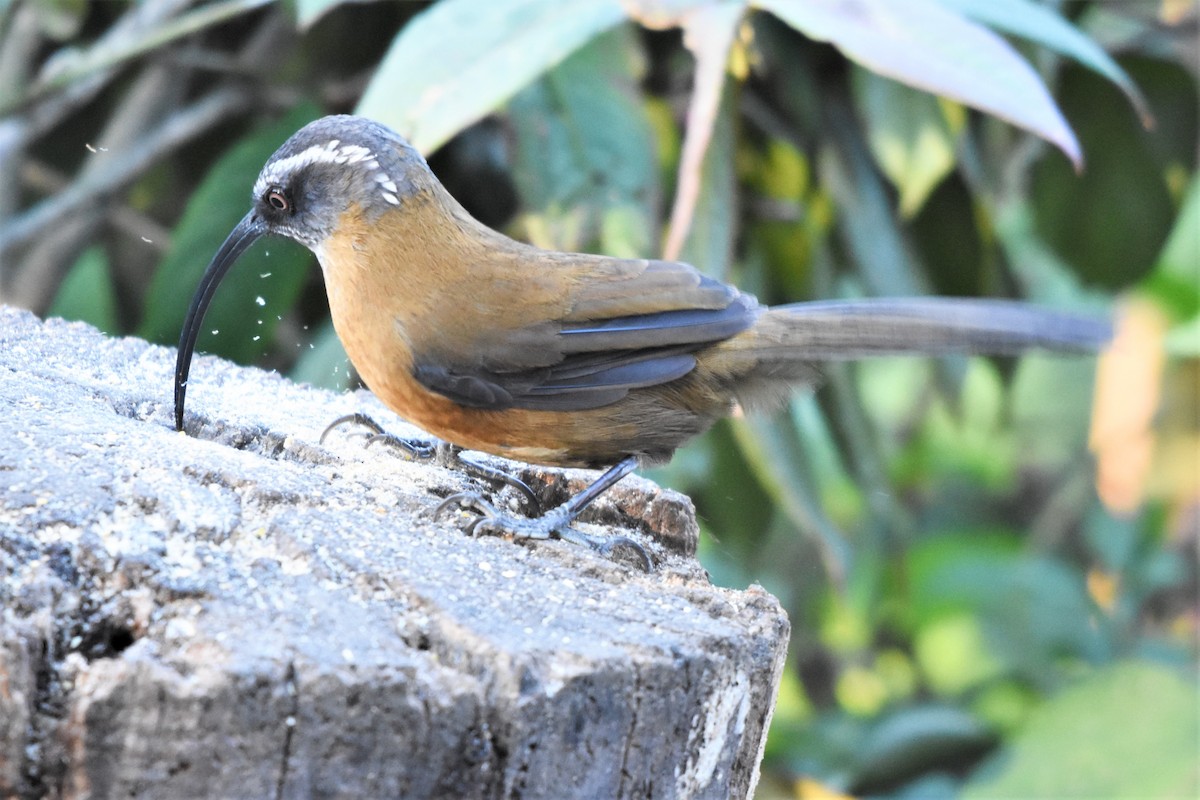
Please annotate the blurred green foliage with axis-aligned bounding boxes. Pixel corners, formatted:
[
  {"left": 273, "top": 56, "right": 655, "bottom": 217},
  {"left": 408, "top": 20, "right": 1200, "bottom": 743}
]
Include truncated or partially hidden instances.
[{"left": 2, "top": 0, "right": 1196, "bottom": 797}]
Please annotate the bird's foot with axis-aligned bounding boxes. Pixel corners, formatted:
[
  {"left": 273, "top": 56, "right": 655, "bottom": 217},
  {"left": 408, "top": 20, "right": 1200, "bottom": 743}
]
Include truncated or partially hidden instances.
[
  {"left": 321, "top": 412, "right": 436, "bottom": 458},
  {"left": 320, "top": 413, "right": 540, "bottom": 513},
  {"left": 435, "top": 492, "right": 652, "bottom": 572},
  {"left": 323, "top": 416, "right": 649, "bottom": 569}
]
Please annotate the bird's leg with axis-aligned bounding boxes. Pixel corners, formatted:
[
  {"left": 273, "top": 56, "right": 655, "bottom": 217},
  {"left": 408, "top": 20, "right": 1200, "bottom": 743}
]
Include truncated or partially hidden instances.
[
  {"left": 450, "top": 449, "right": 541, "bottom": 514},
  {"left": 323, "top": 415, "right": 649, "bottom": 568},
  {"left": 320, "top": 413, "right": 540, "bottom": 513},
  {"left": 436, "top": 457, "right": 651, "bottom": 571}
]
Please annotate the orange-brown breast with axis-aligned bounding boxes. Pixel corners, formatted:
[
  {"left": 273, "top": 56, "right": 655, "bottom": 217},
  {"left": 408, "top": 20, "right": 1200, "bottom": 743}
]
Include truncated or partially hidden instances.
[{"left": 310, "top": 199, "right": 615, "bottom": 465}]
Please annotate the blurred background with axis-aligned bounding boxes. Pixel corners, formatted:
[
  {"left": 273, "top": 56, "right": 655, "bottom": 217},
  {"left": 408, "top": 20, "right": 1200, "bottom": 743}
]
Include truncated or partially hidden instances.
[{"left": 1, "top": 0, "right": 1196, "bottom": 796}]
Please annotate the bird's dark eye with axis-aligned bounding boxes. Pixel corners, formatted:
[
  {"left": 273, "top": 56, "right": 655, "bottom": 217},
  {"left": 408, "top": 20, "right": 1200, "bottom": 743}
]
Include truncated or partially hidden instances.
[{"left": 266, "top": 188, "right": 290, "bottom": 212}]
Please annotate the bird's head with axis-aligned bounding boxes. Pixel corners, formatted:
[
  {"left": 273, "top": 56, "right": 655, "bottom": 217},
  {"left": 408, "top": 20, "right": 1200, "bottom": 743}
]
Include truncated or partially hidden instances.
[
  {"left": 173, "top": 115, "right": 427, "bottom": 431},
  {"left": 248, "top": 115, "right": 423, "bottom": 248}
]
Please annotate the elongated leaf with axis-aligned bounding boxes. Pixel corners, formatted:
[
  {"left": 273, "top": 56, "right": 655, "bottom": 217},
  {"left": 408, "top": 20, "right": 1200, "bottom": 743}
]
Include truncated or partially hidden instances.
[
  {"left": 939, "top": 0, "right": 1152, "bottom": 127},
  {"left": 818, "top": 115, "right": 927, "bottom": 297},
  {"left": 507, "top": 26, "right": 658, "bottom": 256},
  {"left": 852, "top": 68, "right": 965, "bottom": 218},
  {"left": 854, "top": 705, "right": 994, "bottom": 788},
  {"left": 730, "top": 411, "right": 851, "bottom": 585},
  {"left": 48, "top": 246, "right": 118, "bottom": 334},
  {"left": 993, "top": 200, "right": 1108, "bottom": 309},
  {"left": 757, "top": 0, "right": 1082, "bottom": 167},
  {"left": 140, "top": 104, "right": 320, "bottom": 365},
  {"left": 357, "top": 0, "right": 626, "bottom": 154}
]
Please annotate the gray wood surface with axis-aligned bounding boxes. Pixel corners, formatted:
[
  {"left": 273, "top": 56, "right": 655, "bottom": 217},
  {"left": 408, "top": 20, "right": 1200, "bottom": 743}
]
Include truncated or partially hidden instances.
[{"left": 0, "top": 306, "right": 789, "bottom": 800}]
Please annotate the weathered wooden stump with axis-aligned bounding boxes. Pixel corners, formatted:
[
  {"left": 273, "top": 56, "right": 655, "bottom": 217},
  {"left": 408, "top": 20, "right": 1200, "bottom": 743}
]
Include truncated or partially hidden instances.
[{"left": 0, "top": 306, "right": 789, "bottom": 799}]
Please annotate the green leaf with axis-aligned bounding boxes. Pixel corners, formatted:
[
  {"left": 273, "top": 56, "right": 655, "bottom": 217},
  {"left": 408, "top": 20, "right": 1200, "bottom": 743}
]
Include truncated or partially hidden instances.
[
  {"left": 852, "top": 68, "right": 964, "bottom": 217},
  {"left": 993, "top": 200, "right": 1108, "bottom": 310},
  {"left": 914, "top": 613, "right": 1003, "bottom": 696},
  {"left": 789, "top": 393, "right": 863, "bottom": 528},
  {"left": 818, "top": 114, "right": 928, "bottom": 296},
  {"left": 1164, "top": 314, "right": 1200, "bottom": 357},
  {"left": 853, "top": 705, "right": 995, "bottom": 789},
  {"left": 904, "top": 534, "right": 1102, "bottom": 680},
  {"left": 1143, "top": 173, "right": 1200, "bottom": 322},
  {"left": 1082, "top": 503, "right": 1140, "bottom": 574},
  {"left": 507, "top": 25, "right": 658, "bottom": 256},
  {"left": 904, "top": 530, "right": 1022, "bottom": 629},
  {"left": 883, "top": 360, "right": 1017, "bottom": 493},
  {"left": 357, "top": 0, "right": 626, "bottom": 154},
  {"left": 964, "top": 661, "right": 1200, "bottom": 799},
  {"left": 756, "top": 0, "right": 1081, "bottom": 167},
  {"left": 47, "top": 246, "right": 118, "bottom": 334},
  {"left": 1028, "top": 61, "right": 1180, "bottom": 291},
  {"left": 938, "top": 0, "right": 1153, "bottom": 127},
  {"left": 140, "top": 103, "right": 321, "bottom": 365},
  {"left": 729, "top": 409, "right": 852, "bottom": 585},
  {"left": 290, "top": 320, "right": 354, "bottom": 391},
  {"left": 1009, "top": 353, "right": 1097, "bottom": 469}
]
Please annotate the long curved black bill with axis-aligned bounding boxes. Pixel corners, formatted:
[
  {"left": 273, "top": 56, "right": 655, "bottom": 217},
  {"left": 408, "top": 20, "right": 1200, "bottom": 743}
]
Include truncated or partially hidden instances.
[{"left": 174, "top": 211, "right": 266, "bottom": 431}]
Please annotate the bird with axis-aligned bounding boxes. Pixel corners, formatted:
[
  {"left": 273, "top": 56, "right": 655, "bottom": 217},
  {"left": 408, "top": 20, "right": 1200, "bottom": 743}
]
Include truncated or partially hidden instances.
[{"left": 174, "top": 114, "right": 1109, "bottom": 565}]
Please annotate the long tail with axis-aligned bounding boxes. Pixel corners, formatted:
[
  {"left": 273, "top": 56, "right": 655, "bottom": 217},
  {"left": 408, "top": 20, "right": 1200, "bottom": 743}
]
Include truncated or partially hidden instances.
[
  {"left": 756, "top": 297, "right": 1111, "bottom": 359},
  {"left": 705, "top": 297, "right": 1111, "bottom": 412}
]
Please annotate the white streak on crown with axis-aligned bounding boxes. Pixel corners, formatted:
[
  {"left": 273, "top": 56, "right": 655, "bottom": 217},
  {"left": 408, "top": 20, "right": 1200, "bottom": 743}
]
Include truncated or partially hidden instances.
[{"left": 254, "top": 139, "right": 401, "bottom": 207}]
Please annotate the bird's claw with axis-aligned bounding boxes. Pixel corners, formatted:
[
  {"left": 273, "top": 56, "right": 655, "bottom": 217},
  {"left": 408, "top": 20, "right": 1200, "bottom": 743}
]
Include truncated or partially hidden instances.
[
  {"left": 322, "top": 414, "right": 539, "bottom": 513},
  {"left": 435, "top": 491, "right": 552, "bottom": 540},
  {"left": 452, "top": 452, "right": 540, "bottom": 515},
  {"left": 435, "top": 491, "right": 503, "bottom": 538},
  {"left": 321, "top": 413, "right": 437, "bottom": 459},
  {"left": 434, "top": 491, "right": 651, "bottom": 571},
  {"left": 365, "top": 432, "right": 437, "bottom": 460},
  {"left": 555, "top": 527, "right": 652, "bottom": 572}
]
